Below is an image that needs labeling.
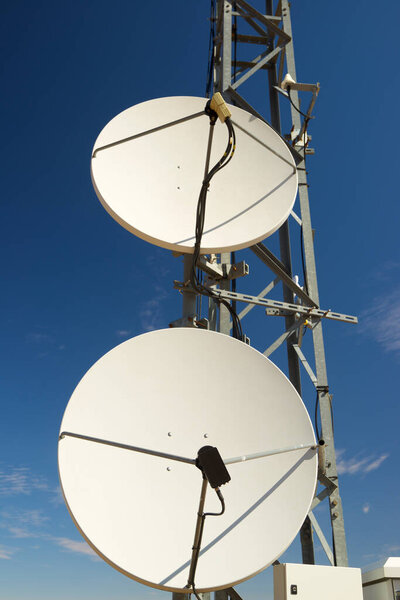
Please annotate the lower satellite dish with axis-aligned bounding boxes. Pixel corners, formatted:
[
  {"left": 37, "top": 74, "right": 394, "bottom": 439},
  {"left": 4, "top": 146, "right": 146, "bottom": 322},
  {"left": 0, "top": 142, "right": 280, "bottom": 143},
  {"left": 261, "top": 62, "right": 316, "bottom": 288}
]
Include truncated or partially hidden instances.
[
  {"left": 91, "top": 96, "right": 298, "bottom": 253},
  {"left": 58, "top": 328, "right": 316, "bottom": 592}
]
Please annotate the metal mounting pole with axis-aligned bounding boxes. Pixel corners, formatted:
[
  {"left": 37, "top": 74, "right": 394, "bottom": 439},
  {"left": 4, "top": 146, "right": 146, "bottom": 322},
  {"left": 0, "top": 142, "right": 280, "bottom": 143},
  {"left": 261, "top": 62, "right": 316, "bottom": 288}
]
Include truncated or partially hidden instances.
[
  {"left": 214, "top": 0, "right": 233, "bottom": 336},
  {"left": 187, "top": 477, "right": 209, "bottom": 591},
  {"left": 182, "top": 254, "right": 197, "bottom": 325},
  {"left": 177, "top": 255, "right": 201, "bottom": 600}
]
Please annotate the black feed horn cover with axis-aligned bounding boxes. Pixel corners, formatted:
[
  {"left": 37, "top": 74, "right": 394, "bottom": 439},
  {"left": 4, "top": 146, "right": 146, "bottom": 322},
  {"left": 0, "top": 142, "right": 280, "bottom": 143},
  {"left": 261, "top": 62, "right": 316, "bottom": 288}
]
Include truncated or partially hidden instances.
[{"left": 196, "top": 446, "right": 231, "bottom": 488}]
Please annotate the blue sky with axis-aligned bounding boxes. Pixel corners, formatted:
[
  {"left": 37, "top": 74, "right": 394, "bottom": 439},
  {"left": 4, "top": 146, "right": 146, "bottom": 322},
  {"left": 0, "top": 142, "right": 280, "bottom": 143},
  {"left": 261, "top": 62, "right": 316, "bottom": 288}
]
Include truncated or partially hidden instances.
[{"left": 1, "top": 1, "right": 400, "bottom": 599}]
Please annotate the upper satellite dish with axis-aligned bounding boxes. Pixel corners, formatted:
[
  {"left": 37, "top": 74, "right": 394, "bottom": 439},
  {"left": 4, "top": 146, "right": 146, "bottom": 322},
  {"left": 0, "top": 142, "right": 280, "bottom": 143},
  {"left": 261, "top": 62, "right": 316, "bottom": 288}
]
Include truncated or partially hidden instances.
[
  {"left": 91, "top": 96, "right": 298, "bottom": 253},
  {"left": 58, "top": 328, "right": 316, "bottom": 592}
]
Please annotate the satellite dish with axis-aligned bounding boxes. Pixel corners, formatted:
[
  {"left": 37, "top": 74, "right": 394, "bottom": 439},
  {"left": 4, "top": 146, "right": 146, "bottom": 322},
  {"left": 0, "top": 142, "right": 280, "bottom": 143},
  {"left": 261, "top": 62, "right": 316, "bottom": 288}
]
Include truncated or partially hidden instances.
[
  {"left": 58, "top": 328, "right": 317, "bottom": 592},
  {"left": 91, "top": 96, "right": 298, "bottom": 253}
]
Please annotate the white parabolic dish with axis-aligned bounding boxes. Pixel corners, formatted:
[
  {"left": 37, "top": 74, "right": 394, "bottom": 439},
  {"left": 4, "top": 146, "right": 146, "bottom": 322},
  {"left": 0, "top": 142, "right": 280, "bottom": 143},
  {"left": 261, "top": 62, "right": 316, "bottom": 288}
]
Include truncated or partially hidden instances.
[
  {"left": 91, "top": 96, "right": 298, "bottom": 253},
  {"left": 58, "top": 328, "right": 317, "bottom": 592}
]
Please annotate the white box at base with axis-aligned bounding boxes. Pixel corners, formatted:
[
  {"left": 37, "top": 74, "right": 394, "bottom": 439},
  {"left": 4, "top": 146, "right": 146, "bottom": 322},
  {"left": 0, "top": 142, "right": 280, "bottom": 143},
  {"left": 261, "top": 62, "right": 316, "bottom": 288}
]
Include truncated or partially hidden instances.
[{"left": 274, "top": 563, "right": 363, "bottom": 600}]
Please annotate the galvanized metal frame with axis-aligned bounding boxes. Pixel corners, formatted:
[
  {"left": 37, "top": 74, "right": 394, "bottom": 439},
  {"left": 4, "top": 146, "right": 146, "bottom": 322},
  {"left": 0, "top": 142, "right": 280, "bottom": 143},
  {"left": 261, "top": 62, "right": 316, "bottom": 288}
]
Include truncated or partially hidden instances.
[{"left": 175, "top": 1, "right": 352, "bottom": 596}]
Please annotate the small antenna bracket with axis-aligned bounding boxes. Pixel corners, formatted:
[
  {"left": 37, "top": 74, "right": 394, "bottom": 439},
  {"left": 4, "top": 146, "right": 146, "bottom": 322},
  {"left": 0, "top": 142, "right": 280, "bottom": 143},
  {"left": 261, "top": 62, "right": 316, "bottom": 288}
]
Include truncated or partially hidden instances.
[{"left": 276, "top": 75, "right": 320, "bottom": 149}]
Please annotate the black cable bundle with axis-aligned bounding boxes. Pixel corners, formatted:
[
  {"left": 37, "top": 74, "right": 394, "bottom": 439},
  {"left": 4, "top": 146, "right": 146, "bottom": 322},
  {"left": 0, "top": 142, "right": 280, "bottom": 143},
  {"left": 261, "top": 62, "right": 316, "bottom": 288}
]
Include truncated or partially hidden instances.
[
  {"left": 314, "top": 390, "right": 321, "bottom": 442},
  {"left": 205, "top": 0, "right": 216, "bottom": 98},
  {"left": 287, "top": 87, "right": 310, "bottom": 120},
  {"left": 190, "top": 110, "right": 243, "bottom": 341},
  {"left": 286, "top": 87, "right": 313, "bottom": 163},
  {"left": 190, "top": 486, "right": 225, "bottom": 600},
  {"left": 300, "top": 224, "right": 309, "bottom": 296}
]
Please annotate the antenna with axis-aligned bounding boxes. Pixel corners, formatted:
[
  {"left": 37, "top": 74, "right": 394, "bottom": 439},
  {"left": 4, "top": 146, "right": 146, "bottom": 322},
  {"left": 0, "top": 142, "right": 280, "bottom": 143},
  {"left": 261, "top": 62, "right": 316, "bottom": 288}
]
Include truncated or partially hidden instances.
[
  {"left": 58, "top": 328, "right": 317, "bottom": 592},
  {"left": 91, "top": 96, "right": 298, "bottom": 253}
]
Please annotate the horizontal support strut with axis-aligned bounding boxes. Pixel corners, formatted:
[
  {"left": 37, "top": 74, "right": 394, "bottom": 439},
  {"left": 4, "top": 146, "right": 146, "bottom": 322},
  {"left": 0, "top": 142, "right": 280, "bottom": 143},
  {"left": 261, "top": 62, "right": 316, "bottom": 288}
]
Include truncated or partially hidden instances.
[
  {"left": 59, "top": 431, "right": 196, "bottom": 465},
  {"left": 225, "top": 443, "right": 316, "bottom": 465},
  {"left": 174, "top": 282, "right": 357, "bottom": 325}
]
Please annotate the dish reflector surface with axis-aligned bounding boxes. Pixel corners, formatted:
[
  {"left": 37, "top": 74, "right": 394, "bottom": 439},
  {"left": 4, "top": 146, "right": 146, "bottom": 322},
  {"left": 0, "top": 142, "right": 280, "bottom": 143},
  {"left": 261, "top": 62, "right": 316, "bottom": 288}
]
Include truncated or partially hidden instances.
[
  {"left": 91, "top": 96, "right": 298, "bottom": 253},
  {"left": 58, "top": 328, "right": 316, "bottom": 591}
]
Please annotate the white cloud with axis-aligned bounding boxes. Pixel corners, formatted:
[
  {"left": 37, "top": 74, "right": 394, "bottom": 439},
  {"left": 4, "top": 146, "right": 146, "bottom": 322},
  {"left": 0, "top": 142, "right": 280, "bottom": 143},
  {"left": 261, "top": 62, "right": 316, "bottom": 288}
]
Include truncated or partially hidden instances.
[
  {"left": 362, "top": 503, "right": 370, "bottom": 514},
  {"left": 140, "top": 299, "right": 161, "bottom": 332},
  {"left": 116, "top": 329, "right": 131, "bottom": 337},
  {"left": 0, "top": 467, "right": 31, "bottom": 495},
  {"left": 362, "top": 544, "right": 400, "bottom": 567},
  {"left": 364, "top": 455, "right": 389, "bottom": 472},
  {"left": 336, "top": 449, "right": 388, "bottom": 475},
  {"left": 49, "top": 485, "right": 64, "bottom": 506},
  {"left": 1, "top": 508, "right": 49, "bottom": 539},
  {"left": 26, "top": 332, "right": 52, "bottom": 344},
  {"left": 371, "top": 262, "right": 400, "bottom": 283},
  {"left": 145, "top": 254, "right": 170, "bottom": 279},
  {"left": 0, "top": 467, "right": 48, "bottom": 496},
  {"left": 360, "top": 288, "right": 400, "bottom": 354},
  {"left": 30, "top": 476, "right": 49, "bottom": 492},
  {"left": 0, "top": 545, "right": 17, "bottom": 560},
  {"left": 14, "top": 509, "right": 48, "bottom": 527},
  {"left": 139, "top": 286, "right": 169, "bottom": 332},
  {"left": 53, "top": 537, "right": 99, "bottom": 560},
  {"left": 8, "top": 527, "right": 34, "bottom": 538},
  {"left": 26, "top": 332, "right": 65, "bottom": 355}
]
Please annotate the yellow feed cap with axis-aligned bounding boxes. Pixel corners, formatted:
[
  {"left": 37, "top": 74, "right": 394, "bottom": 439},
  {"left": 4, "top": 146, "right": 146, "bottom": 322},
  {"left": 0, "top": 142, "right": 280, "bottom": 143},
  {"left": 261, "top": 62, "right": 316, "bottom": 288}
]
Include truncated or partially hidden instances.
[{"left": 210, "top": 92, "right": 232, "bottom": 122}]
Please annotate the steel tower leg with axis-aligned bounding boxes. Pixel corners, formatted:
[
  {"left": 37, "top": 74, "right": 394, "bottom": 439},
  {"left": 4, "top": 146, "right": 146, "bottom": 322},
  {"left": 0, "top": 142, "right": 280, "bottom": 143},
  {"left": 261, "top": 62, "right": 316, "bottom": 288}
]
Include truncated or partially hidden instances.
[
  {"left": 264, "top": 0, "right": 314, "bottom": 564},
  {"left": 280, "top": 0, "right": 348, "bottom": 566}
]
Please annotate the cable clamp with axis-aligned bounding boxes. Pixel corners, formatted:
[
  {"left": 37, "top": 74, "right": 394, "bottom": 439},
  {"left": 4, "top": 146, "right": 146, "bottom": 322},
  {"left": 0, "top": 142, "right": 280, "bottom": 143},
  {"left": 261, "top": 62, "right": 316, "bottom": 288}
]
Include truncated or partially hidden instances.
[
  {"left": 204, "top": 99, "right": 218, "bottom": 124},
  {"left": 316, "top": 385, "right": 329, "bottom": 393}
]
